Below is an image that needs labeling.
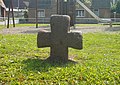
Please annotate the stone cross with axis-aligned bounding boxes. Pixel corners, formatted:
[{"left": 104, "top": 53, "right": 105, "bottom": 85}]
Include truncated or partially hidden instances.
[{"left": 37, "top": 15, "right": 82, "bottom": 62}]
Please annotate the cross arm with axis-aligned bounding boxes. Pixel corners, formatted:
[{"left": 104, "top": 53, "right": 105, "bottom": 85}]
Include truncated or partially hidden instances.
[
  {"left": 67, "top": 32, "right": 83, "bottom": 49},
  {"left": 37, "top": 31, "right": 51, "bottom": 48}
]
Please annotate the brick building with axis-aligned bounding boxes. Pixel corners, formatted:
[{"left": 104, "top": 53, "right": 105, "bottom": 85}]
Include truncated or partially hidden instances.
[
  {"left": 27, "top": 0, "right": 111, "bottom": 23},
  {"left": 91, "top": 0, "right": 111, "bottom": 18}
]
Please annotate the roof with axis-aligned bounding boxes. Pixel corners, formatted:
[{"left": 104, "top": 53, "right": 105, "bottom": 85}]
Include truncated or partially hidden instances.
[
  {"left": 29, "top": 0, "right": 51, "bottom": 9},
  {"left": 4, "top": 0, "right": 26, "bottom": 9},
  {"left": 0, "top": 0, "right": 7, "bottom": 9},
  {"left": 91, "top": 0, "right": 111, "bottom": 9}
]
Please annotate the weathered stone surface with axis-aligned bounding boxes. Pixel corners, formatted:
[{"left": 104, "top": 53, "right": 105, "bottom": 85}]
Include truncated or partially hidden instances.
[
  {"left": 67, "top": 32, "right": 82, "bottom": 49},
  {"left": 37, "top": 15, "right": 82, "bottom": 62},
  {"left": 37, "top": 31, "right": 51, "bottom": 48}
]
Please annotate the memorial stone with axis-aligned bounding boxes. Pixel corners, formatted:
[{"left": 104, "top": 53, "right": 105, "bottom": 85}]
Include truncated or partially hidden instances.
[{"left": 37, "top": 15, "right": 82, "bottom": 62}]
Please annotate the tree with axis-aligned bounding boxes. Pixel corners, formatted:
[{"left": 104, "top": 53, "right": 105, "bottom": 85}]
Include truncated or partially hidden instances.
[
  {"left": 111, "top": 4, "right": 116, "bottom": 13},
  {"left": 116, "top": 0, "right": 120, "bottom": 13},
  {"left": 111, "top": 0, "right": 120, "bottom": 14}
]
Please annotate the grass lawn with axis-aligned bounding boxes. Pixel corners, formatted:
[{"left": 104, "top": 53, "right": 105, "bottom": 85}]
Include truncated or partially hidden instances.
[
  {"left": 76, "top": 23, "right": 120, "bottom": 27},
  {"left": 16, "top": 24, "right": 50, "bottom": 27},
  {"left": 0, "top": 23, "right": 120, "bottom": 31},
  {"left": 0, "top": 25, "right": 6, "bottom": 30},
  {"left": 0, "top": 32, "right": 120, "bottom": 84},
  {"left": 0, "top": 24, "right": 50, "bottom": 30}
]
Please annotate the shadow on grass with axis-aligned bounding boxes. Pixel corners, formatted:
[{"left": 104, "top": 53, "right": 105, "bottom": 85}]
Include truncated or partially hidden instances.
[{"left": 22, "top": 57, "right": 77, "bottom": 72}]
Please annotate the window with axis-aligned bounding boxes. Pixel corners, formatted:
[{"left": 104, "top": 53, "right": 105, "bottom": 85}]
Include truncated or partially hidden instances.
[
  {"left": 38, "top": 10, "right": 45, "bottom": 17},
  {"left": 76, "top": 10, "right": 85, "bottom": 17},
  {"left": 94, "top": 9, "right": 99, "bottom": 16}
]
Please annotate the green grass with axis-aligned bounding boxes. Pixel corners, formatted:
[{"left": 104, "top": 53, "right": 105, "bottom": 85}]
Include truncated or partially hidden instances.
[
  {"left": 76, "top": 24, "right": 120, "bottom": 27},
  {"left": 0, "top": 23, "right": 119, "bottom": 31},
  {"left": 16, "top": 24, "right": 49, "bottom": 27},
  {"left": 111, "top": 22, "right": 120, "bottom": 25},
  {"left": 76, "top": 24, "right": 103, "bottom": 27},
  {"left": 0, "top": 25, "right": 5, "bottom": 30},
  {"left": 0, "top": 32, "right": 120, "bottom": 84},
  {"left": 0, "top": 24, "right": 49, "bottom": 30}
]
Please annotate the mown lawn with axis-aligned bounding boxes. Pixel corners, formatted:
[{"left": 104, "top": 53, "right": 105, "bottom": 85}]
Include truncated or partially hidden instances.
[
  {"left": 0, "top": 32, "right": 120, "bottom": 84},
  {"left": 0, "top": 23, "right": 119, "bottom": 31},
  {"left": 0, "top": 25, "right": 5, "bottom": 30},
  {"left": 0, "top": 24, "right": 50, "bottom": 30}
]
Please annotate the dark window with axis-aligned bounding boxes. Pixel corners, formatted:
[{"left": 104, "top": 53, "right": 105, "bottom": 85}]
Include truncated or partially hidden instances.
[{"left": 94, "top": 9, "right": 99, "bottom": 16}]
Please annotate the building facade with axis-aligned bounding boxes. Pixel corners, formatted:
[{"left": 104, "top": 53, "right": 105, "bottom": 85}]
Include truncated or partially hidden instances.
[
  {"left": 0, "top": 0, "right": 6, "bottom": 17},
  {"left": 91, "top": 0, "right": 111, "bottom": 18},
  {"left": 1, "top": 0, "right": 112, "bottom": 23},
  {"left": 2, "top": 0, "right": 26, "bottom": 17},
  {"left": 28, "top": 0, "right": 57, "bottom": 23},
  {"left": 27, "top": 0, "right": 111, "bottom": 24}
]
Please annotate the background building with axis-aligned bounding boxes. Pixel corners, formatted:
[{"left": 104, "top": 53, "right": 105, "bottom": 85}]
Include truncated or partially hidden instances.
[
  {"left": 1, "top": 0, "right": 113, "bottom": 23},
  {"left": 91, "top": 0, "right": 111, "bottom": 18}
]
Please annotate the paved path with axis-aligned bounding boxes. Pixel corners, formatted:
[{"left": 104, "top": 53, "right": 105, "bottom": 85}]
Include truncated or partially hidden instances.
[{"left": 0, "top": 26, "right": 120, "bottom": 34}]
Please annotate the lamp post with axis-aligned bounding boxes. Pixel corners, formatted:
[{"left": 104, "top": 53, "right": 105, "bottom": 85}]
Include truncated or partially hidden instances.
[
  {"left": 63, "top": 0, "right": 68, "bottom": 15},
  {"left": 18, "top": 0, "right": 19, "bottom": 8},
  {"left": 113, "top": 12, "right": 116, "bottom": 22},
  {"left": 17, "top": 0, "right": 19, "bottom": 17},
  {"left": 57, "top": 0, "right": 59, "bottom": 14},
  {"left": 36, "top": 0, "right": 38, "bottom": 28}
]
